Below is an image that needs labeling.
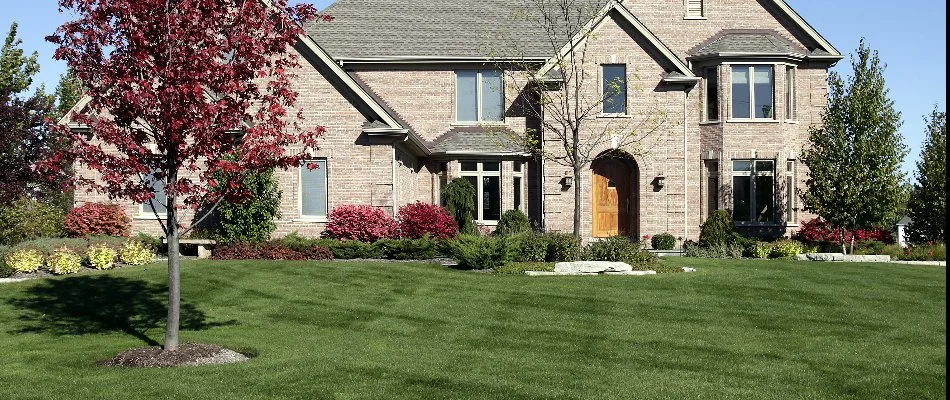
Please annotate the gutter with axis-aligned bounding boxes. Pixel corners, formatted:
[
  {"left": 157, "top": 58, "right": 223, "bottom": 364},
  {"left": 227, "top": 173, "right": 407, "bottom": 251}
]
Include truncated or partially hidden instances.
[{"left": 338, "top": 56, "right": 549, "bottom": 66}]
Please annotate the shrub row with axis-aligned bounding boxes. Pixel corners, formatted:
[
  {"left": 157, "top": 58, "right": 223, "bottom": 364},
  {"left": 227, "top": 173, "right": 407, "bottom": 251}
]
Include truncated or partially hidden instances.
[
  {"left": 447, "top": 233, "right": 658, "bottom": 271},
  {"left": 212, "top": 242, "right": 333, "bottom": 261},
  {"left": 324, "top": 202, "right": 458, "bottom": 242},
  {"left": 1, "top": 236, "right": 157, "bottom": 276},
  {"left": 749, "top": 239, "right": 806, "bottom": 259}
]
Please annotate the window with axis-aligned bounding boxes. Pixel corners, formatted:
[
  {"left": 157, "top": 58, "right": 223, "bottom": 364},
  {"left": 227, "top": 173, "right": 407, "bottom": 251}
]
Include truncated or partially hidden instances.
[
  {"left": 300, "top": 159, "right": 328, "bottom": 218},
  {"left": 732, "top": 159, "right": 774, "bottom": 223},
  {"left": 602, "top": 64, "right": 627, "bottom": 114},
  {"left": 786, "top": 160, "right": 796, "bottom": 223},
  {"left": 731, "top": 65, "right": 774, "bottom": 119},
  {"left": 704, "top": 66, "right": 719, "bottom": 121},
  {"left": 141, "top": 170, "right": 167, "bottom": 215},
  {"left": 786, "top": 66, "right": 796, "bottom": 120},
  {"left": 685, "top": 0, "right": 705, "bottom": 18},
  {"left": 456, "top": 70, "right": 504, "bottom": 123},
  {"left": 706, "top": 160, "right": 719, "bottom": 218},
  {"left": 513, "top": 162, "right": 524, "bottom": 211},
  {"left": 460, "top": 161, "right": 501, "bottom": 221}
]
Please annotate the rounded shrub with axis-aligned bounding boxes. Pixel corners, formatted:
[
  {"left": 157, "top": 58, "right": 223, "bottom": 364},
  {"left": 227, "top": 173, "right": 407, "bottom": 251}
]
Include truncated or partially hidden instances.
[
  {"left": 699, "top": 210, "right": 736, "bottom": 246},
  {"left": 585, "top": 236, "right": 639, "bottom": 261},
  {"left": 47, "top": 246, "right": 82, "bottom": 275},
  {"left": 441, "top": 178, "right": 476, "bottom": 235},
  {"left": 517, "top": 233, "right": 549, "bottom": 262},
  {"left": 494, "top": 209, "right": 531, "bottom": 236},
  {"left": 325, "top": 205, "right": 397, "bottom": 242},
  {"left": 87, "top": 242, "right": 118, "bottom": 270},
  {"left": 396, "top": 202, "right": 458, "bottom": 239},
  {"left": 0, "top": 197, "right": 65, "bottom": 245},
  {"left": 214, "top": 167, "right": 281, "bottom": 244},
  {"left": 650, "top": 233, "right": 676, "bottom": 250},
  {"left": 120, "top": 240, "right": 157, "bottom": 265},
  {"left": 5, "top": 248, "right": 44, "bottom": 274},
  {"left": 545, "top": 233, "right": 580, "bottom": 262},
  {"left": 64, "top": 203, "right": 131, "bottom": 238}
]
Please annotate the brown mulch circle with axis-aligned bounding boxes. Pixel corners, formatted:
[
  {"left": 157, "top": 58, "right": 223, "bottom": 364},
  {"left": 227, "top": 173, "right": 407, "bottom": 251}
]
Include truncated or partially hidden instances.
[{"left": 99, "top": 343, "right": 249, "bottom": 368}]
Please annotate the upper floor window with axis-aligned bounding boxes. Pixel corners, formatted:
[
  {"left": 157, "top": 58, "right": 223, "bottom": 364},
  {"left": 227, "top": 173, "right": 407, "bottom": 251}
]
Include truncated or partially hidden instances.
[
  {"left": 731, "top": 65, "right": 774, "bottom": 119},
  {"left": 786, "top": 66, "right": 796, "bottom": 121},
  {"left": 460, "top": 161, "right": 501, "bottom": 221},
  {"left": 456, "top": 70, "right": 504, "bottom": 123},
  {"left": 732, "top": 159, "right": 774, "bottom": 223},
  {"left": 300, "top": 159, "right": 328, "bottom": 218},
  {"left": 685, "top": 0, "right": 705, "bottom": 19},
  {"left": 602, "top": 64, "right": 627, "bottom": 114},
  {"left": 704, "top": 66, "right": 719, "bottom": 121}
]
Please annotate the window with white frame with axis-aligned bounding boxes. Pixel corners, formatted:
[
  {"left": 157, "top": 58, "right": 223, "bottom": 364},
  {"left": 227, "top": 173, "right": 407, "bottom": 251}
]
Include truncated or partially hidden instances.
[
  {"left": 460, "top": 161, "right": 501, "bottom": 221},
  {"left": 706, "top": 160, "right": 719, "bottom": 218},
  {"left": 601, "top": 64, "right": 627, "bottom": 114},
  {"left": 456, "top": 70, "right": 504, "bottom": 123},
  {"left": 513, "top": 161, "right": 524, "bottom": 212},
  {"left": 685, "top": 0, "right": 705, "bottom": 18},
  {"left": 704, "top": 66, "right": 719, "bottom": 121},
  {"left": 732, "top": 159, "right": 774, "bottom": 223},
  {"left": 300, "top": 159, "right": 328, "bottom": 218},
  {"left": 786, "top": 160, "right": 796, "bottom": 223},
  {"left": 141, "top": 170, "right": 167, "bottom": 215},
  {"left": 786, "top": 66, "right": 796, "bottom": 120},
  {"left": 731, "top": 65, "right": 774, "bottom": 119}
]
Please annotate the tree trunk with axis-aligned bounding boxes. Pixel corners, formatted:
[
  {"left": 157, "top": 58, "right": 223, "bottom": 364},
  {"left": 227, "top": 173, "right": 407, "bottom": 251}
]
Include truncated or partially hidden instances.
[
  {"left": 839, "top": 229, "right": 847, "bottom": 254},
  {"left": 164, "top": 167, "right": 180, "bottom": 351},
  {"left": 573, "top": 165, "right": 582, "bottom": 239},
  {"left": 849, "top": 234, "right": 855, "bottom": 255}
]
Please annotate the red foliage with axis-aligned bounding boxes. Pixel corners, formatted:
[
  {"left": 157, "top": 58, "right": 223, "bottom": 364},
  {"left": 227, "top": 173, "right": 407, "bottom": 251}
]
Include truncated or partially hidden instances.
[
  {"left": 325, "top": 205, "right": 397, "bottom": 242},
  {"left": 213, "top": 242, "right": 333, "bottom": 261},
  {"left": 795, "top": 218, "right": 894, "bottom": 244},
  {"left": 38, "top": 0, "right": 330, "bottom": 237},
  {"left": 396, "top": 202, "right": 458, "bottom": 239},
  {"left": 64, "top": 203, "right": 132, "bottom": 237}
]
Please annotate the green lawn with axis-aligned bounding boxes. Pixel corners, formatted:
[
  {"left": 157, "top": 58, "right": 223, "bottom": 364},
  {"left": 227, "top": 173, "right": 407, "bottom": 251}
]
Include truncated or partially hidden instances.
[{"left": 0, "top": 258, "right": 944, "bottom": 399}]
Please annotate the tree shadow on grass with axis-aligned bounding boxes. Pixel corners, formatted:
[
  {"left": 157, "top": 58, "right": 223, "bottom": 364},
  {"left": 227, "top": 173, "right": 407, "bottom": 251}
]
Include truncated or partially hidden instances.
[{"left": 7, "top": 276, "right": 237, "bottom": 346}]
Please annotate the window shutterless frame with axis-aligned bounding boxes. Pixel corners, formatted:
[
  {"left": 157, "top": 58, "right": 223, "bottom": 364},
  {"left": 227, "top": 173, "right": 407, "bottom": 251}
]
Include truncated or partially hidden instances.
[
  {"left": 459, "top": 161, "right": 502, "bottom": 222},
  {"left": 455, "top": 70, "right": 505, "bottom": 124},
  {"left": 785, "top": 66, "right": 796, "bottom": 121},
  {"left": 704, "top": 66, "right": 719, "bottom": 122},
  {"left": 732, "top": 159, "right": 775, "bottom": 223},
  {"left": 140, "top": 169, "right": 168, "bottom": 217},
  {"left": 601, "top": 64, "right": 627, "bottom": 115},
  {"left": 298, "top": 159, "right": 328, "bottom": 220},
  {"left": 729, "top": 65, "right": 775, "bottom": 120}
]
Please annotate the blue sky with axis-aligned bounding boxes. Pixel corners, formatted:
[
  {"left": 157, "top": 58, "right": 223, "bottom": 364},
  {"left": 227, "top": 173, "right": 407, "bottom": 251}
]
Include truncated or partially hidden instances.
[{"left": 3, "top": 1, "right": 945, "bottom": 179}]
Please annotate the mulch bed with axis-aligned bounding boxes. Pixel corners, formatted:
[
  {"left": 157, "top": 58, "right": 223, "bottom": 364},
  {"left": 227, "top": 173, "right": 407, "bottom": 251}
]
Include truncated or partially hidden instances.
[{"left": 99, "top": 343, "right": 248, "bottom": 368}]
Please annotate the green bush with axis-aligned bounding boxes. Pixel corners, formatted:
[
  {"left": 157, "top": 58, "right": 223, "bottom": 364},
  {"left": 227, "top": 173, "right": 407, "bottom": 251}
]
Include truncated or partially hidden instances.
[
  {"left": 214, "top": 165, "right": 281, "bottom": 244},
  {"left": 375, "top": 236, "right": 440, "bottom": 260},
  {"left": 545, "top": 233, "right": 580, "bottom": 262},
  {"left": 87, "top": 242, "right": 118, "bottom": 269},
  {"left": 5, "top": 248, "right": 44, "bottom": 274},
  {"left": 119, "top": 240, "right": 157, "bottom": 265},
  {"left": 0, "top": 245, "right": 11, "bottom": 277},
  {"left": 494, "top": 262, "right": 555, "bottom": 275},
  {"left": 650, "top": 233, "right": 676, "bottom": 250},
  {"left": 445, "top": 234, "right": 513, "bottom": 270},
  {"left": 684, "top": 241, "right": 744, "bottom": 259},
  {"left": 494, "top": 209, "right": 531, "bottom": 236},
  {"left": 584, "top": 236, "right": 640, "bottom": 262},
  {"left": 131, "top": 232, "right": 163, "bottom": 252},
  {"left": 699, "top": 210, "right": 736, "bottom": 246},
  {"left": 327, "top": 239, "right": 383, "bottom": 259},
  {"left": 441, "top": 178, "right": 477, "bottom": 235},
  {"left": 650, "top": 262, "right": 685, "bottom": 274},
  {"left": 0, "top": 198, "right": 65, "bottom": 245},
  {"left": 853, "top": 240, "right": 888, "bottom": 255},
  {"left": 751, "top": 242, "right": 772, "bottom": 259},
  {"left": 730, "top": 232, "right": 758, "bottom": 257},
  {"left": 770, "top": 240, "right": 804, "bottom": 259},
  {"left": 517, "top": 233, "right": 549, "bottom": 262},
  {"left": 47, "top": 246, "right": 82, "bottom": 275}
]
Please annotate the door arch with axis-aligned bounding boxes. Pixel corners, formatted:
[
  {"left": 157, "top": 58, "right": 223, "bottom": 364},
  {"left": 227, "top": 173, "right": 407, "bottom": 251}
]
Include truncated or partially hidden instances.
[{"left": 591, "top": 153, "right": 639, "bottom": 238}]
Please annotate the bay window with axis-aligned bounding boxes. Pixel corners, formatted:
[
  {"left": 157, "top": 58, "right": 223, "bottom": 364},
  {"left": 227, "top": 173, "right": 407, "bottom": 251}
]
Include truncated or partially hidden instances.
[
  {"left": 732, "top": 159, "right": 774, "bottom": 223},
  {"left": 731, "top": 65, "right": 774, "bottom": 119}
]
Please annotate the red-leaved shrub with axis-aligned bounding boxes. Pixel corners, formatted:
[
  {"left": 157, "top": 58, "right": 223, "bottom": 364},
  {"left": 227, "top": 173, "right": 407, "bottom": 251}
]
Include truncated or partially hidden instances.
[
  {"left": 795, "top": 218, "right": 894, "bottom": 244},
  {"left": 64, "top": 203, "right": 132, "bottom": 237},
  {"left": 213, "top": 242, "right": 333, "bottom": 260},
  {"left": 324, "top": 205, "right": 397, "bottom": 242},
  {"left": 396, "top": 202, "right": 458, "bottom": 239}
]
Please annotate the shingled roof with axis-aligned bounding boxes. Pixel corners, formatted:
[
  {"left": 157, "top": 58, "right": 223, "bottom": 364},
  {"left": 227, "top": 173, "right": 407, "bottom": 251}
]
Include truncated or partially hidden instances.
[
  {"left": 690, "top": 31, "right": 807, "bottom": 59},
  {"left": 305, "top": 0, "right": 608, "bottom": 60},
  {"left": 430, "top": 127, "right": 527, "bottom": 155}
]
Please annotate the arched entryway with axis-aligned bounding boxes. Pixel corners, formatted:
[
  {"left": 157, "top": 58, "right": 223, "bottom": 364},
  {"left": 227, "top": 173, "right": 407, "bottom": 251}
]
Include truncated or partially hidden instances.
[{"left": 591, "top": 152, "right": 640, "bottom": 238}]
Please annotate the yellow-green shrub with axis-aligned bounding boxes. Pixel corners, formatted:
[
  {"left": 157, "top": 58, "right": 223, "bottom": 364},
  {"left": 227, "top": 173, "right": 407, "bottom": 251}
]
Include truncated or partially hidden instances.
[
  {"left": 47, "top": 246, "right": 82, "bottom": 275},
  {"left": 752, "top": 242, "right": 772, "bottom": 259},
  {"left": 6, "top": 248, "right": 44, "bottom": 273},
  {"left": 87, "top": 243, "right": 118, "bottom": 270},
  {"left": 770, "top": 240, "right": 805, "bottom": 259},
  {"left": 120, "top": 240, "right": 156, "bottom": 265}
]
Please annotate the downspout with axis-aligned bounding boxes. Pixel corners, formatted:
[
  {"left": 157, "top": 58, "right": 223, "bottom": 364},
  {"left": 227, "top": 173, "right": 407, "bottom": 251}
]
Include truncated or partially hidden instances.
[
  {"left": 683, "top": 89, "right": 689, "bottom": 240},
  {"left": 392, "top": 147, "right": 398, "bottom": 215}
]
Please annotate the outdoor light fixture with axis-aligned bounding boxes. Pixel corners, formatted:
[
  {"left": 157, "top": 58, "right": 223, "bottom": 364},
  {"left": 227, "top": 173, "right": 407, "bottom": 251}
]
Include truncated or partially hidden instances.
[
  {"left": 655, "top": 173, "right": 665, "bottom": 188},
  {"left": 563, "top": 175, "right": 573, "bottom": 187}
]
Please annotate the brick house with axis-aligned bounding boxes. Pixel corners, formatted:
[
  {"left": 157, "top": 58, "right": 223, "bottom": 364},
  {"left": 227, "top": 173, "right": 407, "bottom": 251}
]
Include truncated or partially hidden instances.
[{"left": 70, "top": 0, "right": 842, "bottom": 242}]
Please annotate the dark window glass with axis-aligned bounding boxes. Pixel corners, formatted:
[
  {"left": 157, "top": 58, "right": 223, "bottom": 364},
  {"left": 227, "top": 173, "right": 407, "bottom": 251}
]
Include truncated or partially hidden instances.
[
  {"left": 483, "top": 176, "right": 501, "bottom": 220},
  {"left": 602, "top": 64, "right": 627, "bottom": 114},
  {"left": 301, "top": 159, "right": 328, "bottom": 217},
  {"left": 733, "top": 175, "right": 752, "bottom": 222},
  {"left": 513, "top": 162, "right": 522, "bottom": 173},
  {"left": 707, "top": 176, "right": 718, "bottom": 217},
  {"left": 705, "top": 67, "right": 718, "bottom": 120},
  {"left": 755, "top": 160, "right": 774, "bottom": 172},
  {"left": 733, "top": 160, "right": 752, "bottom": 172},
  {"left": 754, "top": 175, "right": 774, "bottom": 222},
  {"left": 463, "top": 176, "right": 478, "bottom": 218},
  {"left": 482, "top": 162, "right": 500, "bottom": 172},
  {"left": 460, "top": 162, "right": 478, "bottom": 172},
  {"left": 513, "top": 176, "right": 522, "bottom": 211}
]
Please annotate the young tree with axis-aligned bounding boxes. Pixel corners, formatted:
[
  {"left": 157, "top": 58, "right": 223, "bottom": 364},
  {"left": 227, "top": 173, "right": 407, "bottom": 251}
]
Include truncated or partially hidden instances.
[
  {"left": 800, "top": 39, "right": 907, "bottom": 253},
  {"left": 53, "top": 70, "right": 82, "bottom": 118},
  {"left": 41, "top": 0, "right": 329, "bottom": 351},
  {"left": 906, "top": 107, "right": 946, "bottom": 244},
  {"left": 490, "top": 0, "right": 675, "bottom": 237},
  {"left": 0, "top": 22, "right": 39, "bottom": 96}
]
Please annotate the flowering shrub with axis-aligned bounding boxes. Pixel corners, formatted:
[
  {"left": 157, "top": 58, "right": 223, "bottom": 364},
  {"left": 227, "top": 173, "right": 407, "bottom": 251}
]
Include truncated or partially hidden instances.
[
  {"left": 64, "top": 203, "right": 131, "bottom": 238},
  {"left": 396, "top": 202, "right": 458, "bottom": 239},
  {"left": 6, "top": 248, "right": 44, "bottom": 273},
  {"left": 47, "top": 246, "right": 82, "bottom": 275},
  {"left": 88, "top": 243, "right": 118, "bottom": 270},
  {"left": 796, "top": 218, "right": 894, "bottom": 244},
  {"left": 120, "top": 240, "right": 156, "bottom": 265},
  {"left": 213, "top": 242, "right": 333, "bottom": 260},
  {"left": 325, "top": 205, "right": 397, "bottom": 242}
]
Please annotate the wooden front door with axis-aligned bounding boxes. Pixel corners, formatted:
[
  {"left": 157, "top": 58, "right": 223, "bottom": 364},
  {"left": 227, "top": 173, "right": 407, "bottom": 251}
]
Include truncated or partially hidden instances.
[{"left": 592, "top": 158, "right": 633, "bottom": 238}]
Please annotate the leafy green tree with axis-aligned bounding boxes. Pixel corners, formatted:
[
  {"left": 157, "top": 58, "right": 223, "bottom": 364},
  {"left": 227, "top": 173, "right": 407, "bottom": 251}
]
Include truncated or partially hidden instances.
[
  {"left": 214, "top": 166, "right": 282, "bottom": 244},
  {"left": 906, "top": 108, "right": 946, "bottom": 244},
  {"left": 800, "top": 40, "right": 907, "bottom": 253},
  {"left": 0, "top": 22, "right": 39, "bottom": 97},
  {"left": 441, "top": 178, "right": 476, "bottom": 235},
  {"left": 54, "top": 70, "right": 82, "bottom": 118}
]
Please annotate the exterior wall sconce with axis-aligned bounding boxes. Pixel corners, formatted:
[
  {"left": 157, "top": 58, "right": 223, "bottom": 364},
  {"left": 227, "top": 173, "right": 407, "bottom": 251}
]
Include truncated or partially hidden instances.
[
  {"left": 655, "top": 173, "right": 665, "bottom": 188},
  {"left": 562, "top": 175, "right": 573, "bottom": 187}
]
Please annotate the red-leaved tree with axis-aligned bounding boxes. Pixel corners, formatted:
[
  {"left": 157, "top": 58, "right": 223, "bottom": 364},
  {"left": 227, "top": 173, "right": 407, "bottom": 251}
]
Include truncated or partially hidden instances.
[{"left": 40, "top": 0, "right": 330, "bottom": 350}]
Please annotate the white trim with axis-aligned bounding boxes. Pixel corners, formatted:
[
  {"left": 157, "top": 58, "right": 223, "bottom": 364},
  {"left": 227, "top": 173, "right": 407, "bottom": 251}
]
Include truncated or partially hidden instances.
[
  {"left": 785, "top": 65, "right": 797, "bottom": 122},
  {"left": 702, "top": 65, "right": 719, "bottom": 122},
  {"left": 600, "top": 63, "right": 628, "bottom": 115},
  {"left": 458, "top": 160, "right": 503, "bottom": 223},
  {"left": 769, "top": 0, "right": 842, "bottom": 57},
  {"left": 728, "top": 65, "right": 776, "bottom": 121},
  {"left": 455, "top": 70, "right": 507, "bottom": 124}
]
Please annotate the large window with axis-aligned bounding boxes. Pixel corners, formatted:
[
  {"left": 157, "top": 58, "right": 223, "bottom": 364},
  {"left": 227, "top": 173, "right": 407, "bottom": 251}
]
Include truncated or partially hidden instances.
[
  {"left": 300, "top": 159, "right": 328, "bottom": 218},
  {"left": 732, "top": 159, "right": 774, "bottom": 223},
  {"left": 704, "top": 66, "right": 719, "bottom": 121},
  {"left": 460, "top": 161, "right": 501, "bottom": 221},
  {"left": 731, "top": 65, "right": 774, "bottom": 119},
  {"left": 141, "top": 170, "right": 167, "bottom": 215},
  {"left": 513, "top": 162, "right": 524, "bottom": 212},
  {"left": 786, "top": 66, "right": 796, "bottom": 120},
  {"left": 456, "top": 70, "right": 504, "bottom": 123},
  {"left": 602, "top": 64, "right": 627, "bottom": 114}
]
